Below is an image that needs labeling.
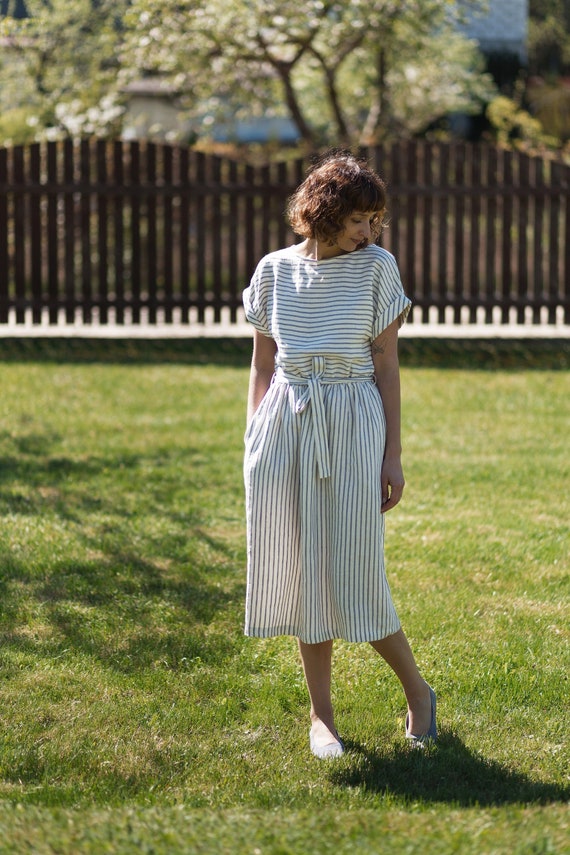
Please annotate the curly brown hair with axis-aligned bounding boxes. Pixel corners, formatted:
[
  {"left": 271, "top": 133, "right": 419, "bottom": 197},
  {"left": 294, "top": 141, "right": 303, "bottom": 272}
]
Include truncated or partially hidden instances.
[{"left": 286, "top": 151, "right": 387, "bottom": 244}]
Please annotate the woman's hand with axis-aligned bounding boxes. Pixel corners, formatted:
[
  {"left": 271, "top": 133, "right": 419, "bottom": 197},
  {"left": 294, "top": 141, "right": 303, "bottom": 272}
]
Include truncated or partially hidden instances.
[
  {"left": 381, "top": 455, "right": 405, "bottom": 513},
  {"left": 372, "top": 319, "right": 405, "bottom": 514}
]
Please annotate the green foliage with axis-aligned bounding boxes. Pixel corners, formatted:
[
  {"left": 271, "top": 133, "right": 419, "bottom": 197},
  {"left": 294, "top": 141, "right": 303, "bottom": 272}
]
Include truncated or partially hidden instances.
[
  {"left": 3, "top": 0, "right": 570, "bottom": 147},
  {"left": 381, "top": 29, "right": 495, "bottom": 135},
  {"left": 121, "top": 0, "right": 496, "bottom": 145},
  {"left": 528, "top": 15, "right": 570, "bottom": 76},
  {"left": 528, "top": 0, "right": 570, "bottom": 75},
  {"left": 0, "top": 339, "right": 567, "bottom": 853},
  {"left": 0, "top": 0, "right": 499, "bottom": 146},
  {"left": 0, "top": 106, "right": 38, "bottom": 146},
  {"left": 0, "top": 0, "right": 127, "bottom": 143},
  {"left": 522, "top": 1, "right": 570, "bottom": 150},
  {"left": 527, "top": 80, "right": 570, "bottom": 142},
  {"left": 486, "top": 92, "right": 561, "bottom": 150}
]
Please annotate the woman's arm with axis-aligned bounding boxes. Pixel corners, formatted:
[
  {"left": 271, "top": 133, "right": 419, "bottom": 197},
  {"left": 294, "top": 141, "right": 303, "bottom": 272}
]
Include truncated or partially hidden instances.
[
  {"left": 247, "top": 329, "right": 278, "bottom": 425},
  {"left": 371, "top": 318, "right": 405, "bottom": 513}
]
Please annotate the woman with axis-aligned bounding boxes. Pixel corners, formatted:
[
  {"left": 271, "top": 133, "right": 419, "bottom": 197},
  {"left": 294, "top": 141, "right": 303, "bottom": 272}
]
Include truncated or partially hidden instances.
[{"left": 243, "top": 151, "right": 436, "bottom": 758}]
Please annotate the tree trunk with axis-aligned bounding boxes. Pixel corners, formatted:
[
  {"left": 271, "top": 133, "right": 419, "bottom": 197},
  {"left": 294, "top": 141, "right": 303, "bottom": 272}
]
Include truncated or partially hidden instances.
[
  {"left": 274, "top": 62, "right": 316, "bottom": 145},
  {"left": 360, "top": 47, "right": 388, "bottom": 144},
  {"left": 323, "top": 65, "right": 351, "bottom": 144}
]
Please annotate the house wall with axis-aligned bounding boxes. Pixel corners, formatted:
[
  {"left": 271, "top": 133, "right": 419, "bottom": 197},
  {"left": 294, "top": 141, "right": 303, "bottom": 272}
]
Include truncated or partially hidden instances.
[
  {"left": 122, "top": 93, "right": 194, "bottom": 143},
  {"left": 457, "top": 0, "right": 529, "bottom": 61}
]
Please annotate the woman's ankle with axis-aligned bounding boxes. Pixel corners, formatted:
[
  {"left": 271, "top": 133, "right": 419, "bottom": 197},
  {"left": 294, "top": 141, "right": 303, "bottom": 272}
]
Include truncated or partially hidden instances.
[
  {"left": 310, "top": 716, "right": 339, "bottom": 742},
  {"left": 310, "top": 711, "right": 336, "bottom": 734},
  {"left": 405, "top": 678, "right": 430, "bottom": 707}
]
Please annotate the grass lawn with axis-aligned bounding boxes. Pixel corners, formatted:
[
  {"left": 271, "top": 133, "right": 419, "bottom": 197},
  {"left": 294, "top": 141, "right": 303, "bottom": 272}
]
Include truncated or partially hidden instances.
[{"left": 0, "top": 338, "right": 568, "bottom": 854}]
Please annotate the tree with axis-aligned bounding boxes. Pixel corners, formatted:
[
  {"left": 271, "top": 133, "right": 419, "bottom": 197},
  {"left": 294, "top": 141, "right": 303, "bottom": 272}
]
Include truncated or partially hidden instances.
[
  {"left": 528, "top": 0, "right": 570, "bottom": 76},
  {"left": 0, "top": 0, "right": 497, "bottom": 146},
  {"left": 0, "top": 0, "right": 127, "bottom": 143},
  {"left": 121, "top": 0, "right": 496, "bottom": 146}
]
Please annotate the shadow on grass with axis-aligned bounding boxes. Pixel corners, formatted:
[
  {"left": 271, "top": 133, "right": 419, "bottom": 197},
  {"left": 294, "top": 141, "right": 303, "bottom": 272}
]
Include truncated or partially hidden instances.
[
  {"left": 0, "top": 336, "right": 568, "bottom": 369},
  {"left": 0, "top": 545, "right": 245, "bottom": 674},
  {"left": 0, "top": 450, "right": 137, "bottom": 482},
  {"left": 0, "top": 431, "right": 245, "bottom": 674},
  {"left": 331, "top": 732, "right": 570, "bottom": 806},
  {"left": 399, "top": 337, "right": 570, "bottom": 371},
  {"left": 0, "top": 424, "right": 142, "bottom": 509},
  {"left": 0, "top": 337, "right": 254, "bottom": 367}
]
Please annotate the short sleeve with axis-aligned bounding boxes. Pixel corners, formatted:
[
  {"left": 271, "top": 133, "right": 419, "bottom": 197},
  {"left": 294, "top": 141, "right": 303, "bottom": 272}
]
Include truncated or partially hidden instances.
[
  {"left": 242, "top": 260, "right": 272, "bottom": 337},
  {"left": 371, "top": 251, "right": 412, "bottom": 340}
]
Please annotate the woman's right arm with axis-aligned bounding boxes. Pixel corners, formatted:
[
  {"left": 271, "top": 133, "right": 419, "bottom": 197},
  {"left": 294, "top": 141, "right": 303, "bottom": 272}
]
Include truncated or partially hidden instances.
[{"left": 247, "top": 329, "right": 277, "bottom": 425}]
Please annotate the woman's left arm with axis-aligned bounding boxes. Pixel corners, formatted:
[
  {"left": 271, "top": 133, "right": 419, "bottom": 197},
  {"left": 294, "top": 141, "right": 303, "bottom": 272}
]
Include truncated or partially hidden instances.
[
  {"left": 372, "top": 318, "right": 405, "bottom": 513},
  {"left": 247, "top": 329, "right": 278, "bottom": 426}
]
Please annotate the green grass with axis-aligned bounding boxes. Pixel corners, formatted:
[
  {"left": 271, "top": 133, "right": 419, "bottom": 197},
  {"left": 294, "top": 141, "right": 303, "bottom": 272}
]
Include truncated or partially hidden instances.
[{"left": 0, "top": 338, "right": 568, "bottom": 854}]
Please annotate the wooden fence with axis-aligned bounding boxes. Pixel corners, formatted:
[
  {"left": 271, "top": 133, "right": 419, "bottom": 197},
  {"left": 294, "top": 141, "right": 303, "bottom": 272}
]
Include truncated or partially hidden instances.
[{"left": 0, "top": 138, "right": 568, "bottom": 328}]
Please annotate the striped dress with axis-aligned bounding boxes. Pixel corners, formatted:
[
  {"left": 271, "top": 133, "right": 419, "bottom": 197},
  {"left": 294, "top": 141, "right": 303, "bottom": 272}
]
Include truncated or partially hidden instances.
[{"left": 243, "top": 243, "right": 411, "bottom": 644}]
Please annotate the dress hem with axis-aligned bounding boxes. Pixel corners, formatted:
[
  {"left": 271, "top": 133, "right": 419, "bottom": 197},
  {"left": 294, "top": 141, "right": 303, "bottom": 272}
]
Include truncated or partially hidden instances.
[{"left": 244, "top": 622, "right": 401, "bottom": 645}]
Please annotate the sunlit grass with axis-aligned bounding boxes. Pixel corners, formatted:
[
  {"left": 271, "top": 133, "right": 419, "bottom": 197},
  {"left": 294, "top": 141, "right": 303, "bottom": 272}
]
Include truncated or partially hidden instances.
[{"left": 0, "top": 339, "right": 567, "bottom": 853}]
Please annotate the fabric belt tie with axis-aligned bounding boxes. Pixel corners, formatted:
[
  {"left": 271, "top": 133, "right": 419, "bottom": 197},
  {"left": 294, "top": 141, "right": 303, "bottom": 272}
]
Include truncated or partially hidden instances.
[{"left": 275, "top": 358, "right": 373, "bottom": 480}]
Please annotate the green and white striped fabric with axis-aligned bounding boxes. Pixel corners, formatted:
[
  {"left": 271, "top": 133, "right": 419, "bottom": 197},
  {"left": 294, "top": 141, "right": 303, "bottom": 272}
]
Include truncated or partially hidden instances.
[{"left": 243, "top": 244, "right": 411, "bottom": 644}]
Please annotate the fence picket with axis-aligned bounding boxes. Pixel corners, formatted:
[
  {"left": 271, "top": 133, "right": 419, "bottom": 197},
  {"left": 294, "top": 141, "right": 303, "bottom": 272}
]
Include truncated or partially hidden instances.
[
  {"left": 453, "top": 143, "right": 466, "bottom": 323},
  {"left": 29, "top": 144, "right": 42, "bottom": 324},
  {"left": 484, "top": 147, "right": 498, "bottom": 324},
  {"left": 436, "top": 142, "right": 449, "bottom": 324},
  {"left": 517, "top": 153, "right": 530, "bottom": 324},
  {"left": 469, "top": 145, "right": 481, "bottom": 323},
  {"left": 146, "top": 143, "right": 158, "bottom": 325},
  {"left": 421, "top": 142, "right": 433, "bottom": 325},
  {"left": 62, "top": 140, "right": 74, "bottom": 323},
  {"left": 96, "top": 140, "right": 109, "bottom": 325},
  {"left": 562, "top": 161, "right": 570, "bottom": 325},
  {"left": 549, "top": 160, "right": 562, "bottom": 325},
  {"left": 130, "top": 141, "right": 141, "bottom": 323},
  {"left": 163, "top": 145, "right": 174, "bottom": 324},
  {"left": 532, "top": 157, "right": 545, "bottom": 324},
  {"left": 501, "top": 150, "right": 514, "bottom": 323},
  {"left": 113, "top": 140, "right": 125, "bottom": 325},
  {"left": 13, "top": 146, "right": 26, "bottom": 323},
  {"left": 244, "top": 162, "right": 256, "bottom": 301},
  {"left": 79, "top": 139, "right": 92, "bottom": 324},
  {"left": 195, "top": 151, "right": 206, "bottom": 323},
  {"left": 47, "top": 142, "right": 59, "bottom": 324},
  {"left": 0, "top": 147, "right": 8, "bottom": 323},
  {"left": 211, "top": 155, "right": 223, "bottom": 324}
]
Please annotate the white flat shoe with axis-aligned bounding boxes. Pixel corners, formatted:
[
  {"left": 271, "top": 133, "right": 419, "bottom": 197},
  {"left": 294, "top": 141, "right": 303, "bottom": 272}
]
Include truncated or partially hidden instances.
[{"left": 309, "top": 726, "right": 345, "bottom": 759}]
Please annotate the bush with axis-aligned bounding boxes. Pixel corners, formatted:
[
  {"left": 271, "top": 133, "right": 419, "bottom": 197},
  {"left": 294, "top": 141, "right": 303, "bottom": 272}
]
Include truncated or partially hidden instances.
[
  {"left": 526, "top": 80, "right": 570, "bottom": 142},
  {"left": 0, "top": 106, "right": 39, "bottom": 146},
  {"left": 486, "top": 93, "right": 560, "bottom": 150}
]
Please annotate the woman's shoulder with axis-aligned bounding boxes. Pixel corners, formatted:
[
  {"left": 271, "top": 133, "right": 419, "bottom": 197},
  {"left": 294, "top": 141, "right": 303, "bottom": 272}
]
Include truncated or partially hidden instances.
[
  {"left": 362, "top": 243, "right": 397, "bottom": 265},
  {"left": 258, "top": 246, "right": 298, "bottom": 263},
  {"left": 253, "top": 246, "right": 298, "bottom": 274}
]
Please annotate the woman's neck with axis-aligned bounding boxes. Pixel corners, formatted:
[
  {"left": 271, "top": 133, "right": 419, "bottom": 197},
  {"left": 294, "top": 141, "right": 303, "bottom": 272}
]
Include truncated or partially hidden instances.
[{"left": 293, "top": 238, "right": 344, "bottom": 260}]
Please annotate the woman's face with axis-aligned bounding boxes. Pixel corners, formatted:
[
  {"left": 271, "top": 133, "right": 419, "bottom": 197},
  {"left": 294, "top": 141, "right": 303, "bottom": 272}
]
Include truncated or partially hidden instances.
[{"left": 334, "top": 211, "right": 378, "bottom": 254}]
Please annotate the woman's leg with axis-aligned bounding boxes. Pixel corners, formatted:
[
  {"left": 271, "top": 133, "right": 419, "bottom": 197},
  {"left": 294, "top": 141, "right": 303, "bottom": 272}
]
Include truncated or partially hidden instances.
[
  {"left": 297, "top": 639, "right": 340, "bottom": 746},
  {"left": 370, "top": 629, "right": 433, "bottom": 735}
]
